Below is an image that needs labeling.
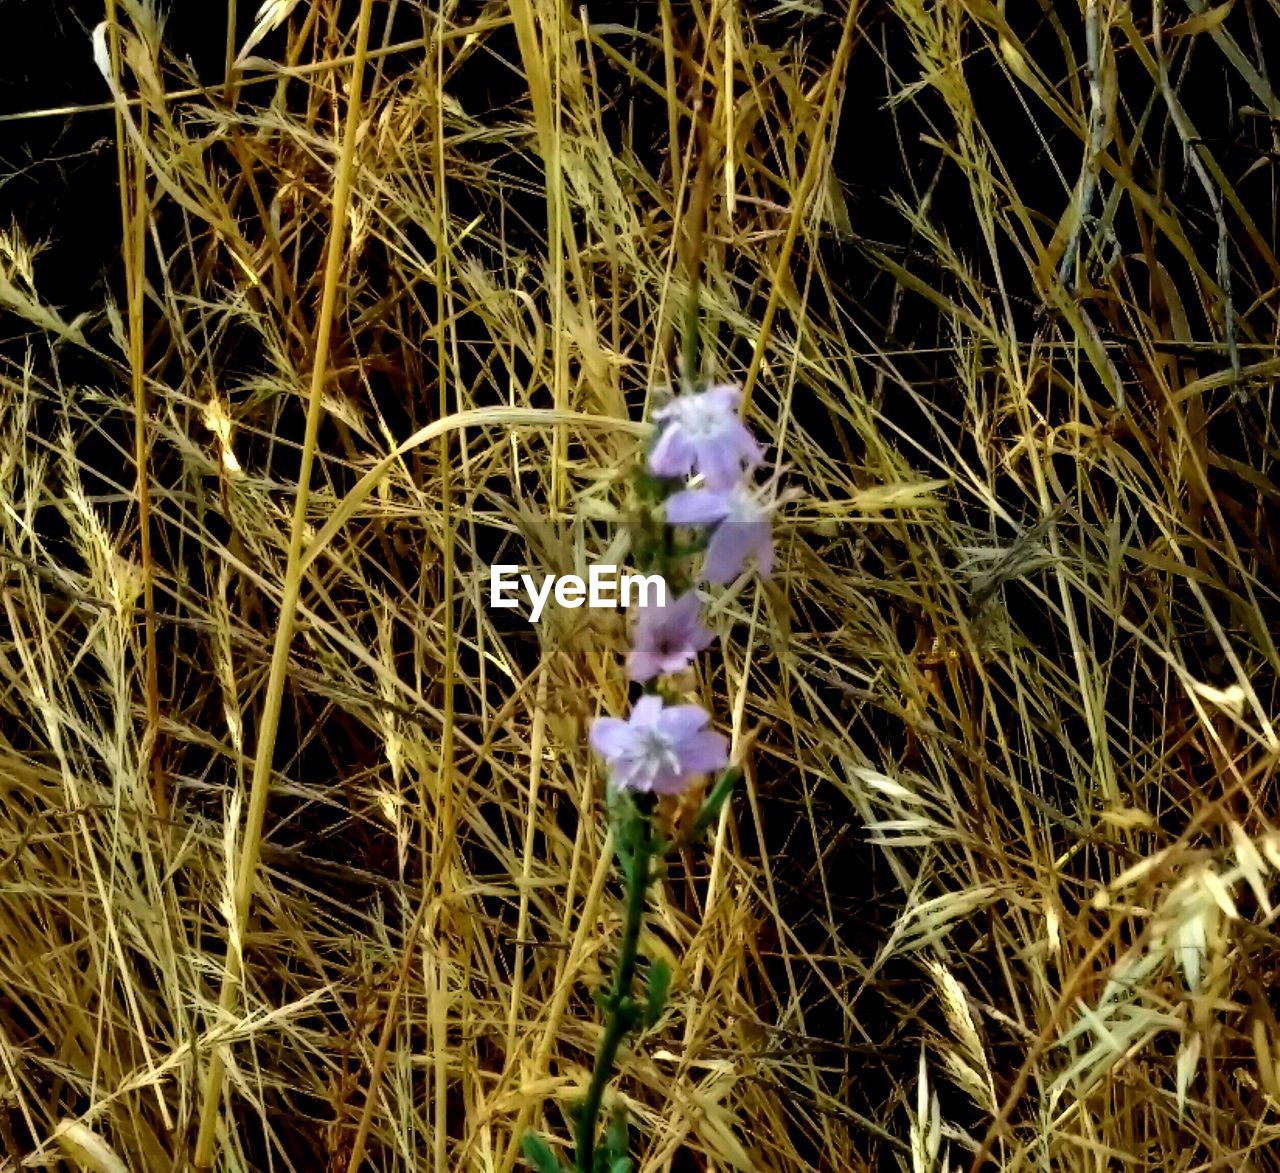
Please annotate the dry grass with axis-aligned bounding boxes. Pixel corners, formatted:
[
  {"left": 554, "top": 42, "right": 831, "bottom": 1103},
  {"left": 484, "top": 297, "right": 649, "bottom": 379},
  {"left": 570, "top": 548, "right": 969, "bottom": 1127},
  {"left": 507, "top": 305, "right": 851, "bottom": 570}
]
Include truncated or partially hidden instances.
[{"left": 1, "top": 0, "right": 1279, "bottom": 1169}]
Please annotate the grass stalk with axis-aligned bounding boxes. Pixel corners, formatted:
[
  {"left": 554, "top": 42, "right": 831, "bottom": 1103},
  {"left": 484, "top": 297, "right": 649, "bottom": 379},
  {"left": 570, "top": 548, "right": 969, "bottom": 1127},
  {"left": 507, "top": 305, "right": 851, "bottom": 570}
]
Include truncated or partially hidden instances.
[
  {"left": 739, "top": 0, "right": 860, "bottom": 414},
  {"left": 4, "top": 3, "right": 1280, "bottom": 1168},
  {"left": 104, "top": 1, "right": 165, "bottom": 824},
  {"left": 190, "top": 1, "right": 378, "bottom": 1165}
]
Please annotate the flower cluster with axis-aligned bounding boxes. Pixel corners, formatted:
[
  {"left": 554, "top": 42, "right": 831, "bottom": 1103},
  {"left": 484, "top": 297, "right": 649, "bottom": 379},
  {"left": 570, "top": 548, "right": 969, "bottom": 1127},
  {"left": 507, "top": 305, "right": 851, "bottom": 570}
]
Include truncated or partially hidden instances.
[
  {"left": 524, "top": 381, "right": 775, "bottom": 1173},
  {"left": 589, "top": 383, "right": 774, "bottom": 797},
  {"left": 654, "top": 382, "right": 777, "bottom": 586}
]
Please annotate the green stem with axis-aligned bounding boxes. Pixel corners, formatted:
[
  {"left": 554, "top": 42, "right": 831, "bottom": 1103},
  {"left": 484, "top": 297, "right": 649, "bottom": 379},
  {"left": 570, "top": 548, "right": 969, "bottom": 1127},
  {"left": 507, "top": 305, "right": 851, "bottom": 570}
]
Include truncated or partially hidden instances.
[
  {"left": 575, "top": 812, "right": 653, "bottom": 1172},
  {"left": 570, "top": 281, "right": 698, "bottom": 1171}
]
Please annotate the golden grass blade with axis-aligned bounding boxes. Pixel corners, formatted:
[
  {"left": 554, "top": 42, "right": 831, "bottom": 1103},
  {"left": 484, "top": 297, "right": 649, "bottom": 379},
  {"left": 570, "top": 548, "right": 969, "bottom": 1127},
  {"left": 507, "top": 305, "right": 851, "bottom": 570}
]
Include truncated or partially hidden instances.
[{"left": 190, "top": 0, "right": 379, "bottom": 1165}]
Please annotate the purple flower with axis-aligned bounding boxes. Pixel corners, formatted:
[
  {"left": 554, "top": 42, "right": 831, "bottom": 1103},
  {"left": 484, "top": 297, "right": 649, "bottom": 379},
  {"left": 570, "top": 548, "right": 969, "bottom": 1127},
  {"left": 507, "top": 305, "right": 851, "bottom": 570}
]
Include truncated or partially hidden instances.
[
  {"left": 665, "top": 484, "right": 775, "bottom": 584},
  {"left": 627, "top": 590, "right": 714, "bottom": 683},
  {"left": 648, "top": 384, "right": 763, "bottom": 490},
  {"left": 589, "top": 695, "right": 729, "bottom": 795}
]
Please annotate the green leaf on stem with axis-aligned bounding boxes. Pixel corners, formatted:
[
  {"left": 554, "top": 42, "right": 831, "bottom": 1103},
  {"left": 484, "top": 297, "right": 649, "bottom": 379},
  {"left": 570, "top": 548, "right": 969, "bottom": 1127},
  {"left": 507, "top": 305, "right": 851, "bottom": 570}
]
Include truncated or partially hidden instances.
[
  {"left": 607, "top": 789, "right": 640, "bottom": 882},
  {"left": 520, "top": 1131, "right": 564, "bottom": 1173},
  {"left": 686, "top": 767, "right": 741, "bottom": 842},
  {"left": 603, "top": 1105, "right": 629, "bottom": 1159},
  {"left": 644, "top": 958, "right": 672, "bottom": 1027},
  {"left": 614, "top": 995, "right": 640, "bottom": 1031}
]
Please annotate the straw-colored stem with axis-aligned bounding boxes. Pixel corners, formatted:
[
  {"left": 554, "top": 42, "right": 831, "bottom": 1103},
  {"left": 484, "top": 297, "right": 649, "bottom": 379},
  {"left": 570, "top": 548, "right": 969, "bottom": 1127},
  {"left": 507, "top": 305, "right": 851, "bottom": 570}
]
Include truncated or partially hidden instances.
[
  {"left": 430, "top": 14, "right": 455, "bottom": 1171},
  {"left": 190, "top": 0, "right": 377, "bottom": 1165},
  {"left": 342, "top": 897, "right": 431, "bottom": 1173},
  {"left": 104, "top": 1, "right": 165, "bottom": 825},
  {"left": 740, "top": 0, "right": 860, "bottom": 414}
]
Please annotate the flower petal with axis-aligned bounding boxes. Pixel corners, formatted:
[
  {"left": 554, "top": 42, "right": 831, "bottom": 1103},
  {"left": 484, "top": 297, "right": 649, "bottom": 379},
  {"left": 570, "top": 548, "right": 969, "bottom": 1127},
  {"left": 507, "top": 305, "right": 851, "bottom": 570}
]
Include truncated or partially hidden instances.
[
  {"left": 612, "top": 760, "right": 653, "bottom": 794},
  {"left": 657, "top": 702, "right": 713, "bottom": 743},
  {"left": 702, "top": 523, "right": 749, "bottom": 584},
  {"left": 703, "top": 383, "right": 742, "bottom": 413},
  {"left": 666, "top": 488, "right": 732, "bottom": 526},
  {"left": 734, "top": 427, "right": 765, "bottom": 469},
  {"left": 647, "top": 425, "right": 694, "bottom": 480},
  {"left": 696, "top": 436, "right": 747, "bottom": 491},
  {"left": 654, "top": 648, "right": 696, "bottom": 674},
  {"left": 648, "top": 765, "right": 691, "bottom": 796},
  {"left": 662, "top": 591, "right": 712, "bottom": 643},
  {"left": 664, "top": 589, "right": 702, "bottom": 624},
  {"left": 589, "top": 717, "right": 633, "bottom": 760},
  {"left": 648, "top": 765, "right": 688, "bottom": 795},
  {"left": 630, "top": 694, "right": 665, "bottom": 726},
  {"left": 626, "top": 648, "right": 662, "bottom": 683},
  {"left": 679, "top": 729, "right": 730, "bottom": 775},
  {"left": 752, "top": 523, "right": 774, "bottom": 579}
]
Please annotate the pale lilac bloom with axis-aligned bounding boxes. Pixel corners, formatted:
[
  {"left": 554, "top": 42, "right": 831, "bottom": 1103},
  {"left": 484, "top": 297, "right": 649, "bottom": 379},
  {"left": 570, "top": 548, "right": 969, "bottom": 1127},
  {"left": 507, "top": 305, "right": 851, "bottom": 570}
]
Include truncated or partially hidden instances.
[
  {"left": 665, "top": 483, "right": 775, "bottom": 584},
  {"left": 589, "top": 695, "right": 729, "bottom": 795},
  {"left": 627, "top": 590, "right": 714, "bottom": 683},
  {"left": 648, "top": 384, "right": 763, "bottom": 490}
]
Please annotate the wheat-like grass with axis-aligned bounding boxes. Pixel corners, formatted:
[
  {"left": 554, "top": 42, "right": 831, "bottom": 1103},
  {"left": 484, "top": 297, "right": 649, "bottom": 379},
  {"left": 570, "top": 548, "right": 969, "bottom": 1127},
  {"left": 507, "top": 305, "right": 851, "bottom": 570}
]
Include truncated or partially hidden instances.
[{"left": 1, "top": 1, "right": 1279, "bottom": 1170}]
